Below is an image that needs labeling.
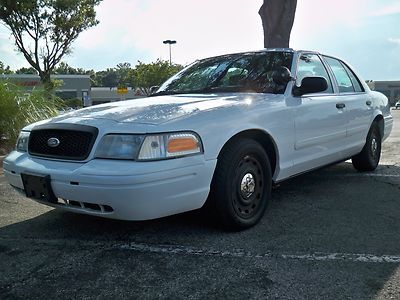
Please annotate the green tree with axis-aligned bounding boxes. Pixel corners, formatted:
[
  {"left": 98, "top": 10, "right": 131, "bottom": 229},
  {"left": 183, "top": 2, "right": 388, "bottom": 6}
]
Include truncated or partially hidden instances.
[
  {"left": 88, "top": 68, "right": 121, "bottom": 87},
  {"left": 99, "top": 68, "right": 119, "bottom": 87},
  {"left": 0, "top": 61, "right": 13, "bottom": 74},
  {"left": 116, "top": 62, "right": 131, "bottom": 88},
  {"left": 0, "top": 0, "right": 102, "bottom": 91},
  {"left": 259, "top": 0, "right": 297, "bottom": 48},
  {"left": 15, "top": 66, "right": 38, "bottom": 74},
  {"left": 88, "top": 69, "right": 101, "bottom": 87},
  {"left": 130, "top": 60, "right": 183, "bottom": 95},
  {"left": 53, "top": 61, "right": 91, "bottom": 75},
  {"left": 54, "top": 62, "right": 76, "bottom": 74}
]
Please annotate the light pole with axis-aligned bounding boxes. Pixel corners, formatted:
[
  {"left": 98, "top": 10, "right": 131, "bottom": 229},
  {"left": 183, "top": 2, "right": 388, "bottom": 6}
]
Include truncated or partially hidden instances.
[{"left": 163, "top": 40, "right": 177, "bottom": 65}]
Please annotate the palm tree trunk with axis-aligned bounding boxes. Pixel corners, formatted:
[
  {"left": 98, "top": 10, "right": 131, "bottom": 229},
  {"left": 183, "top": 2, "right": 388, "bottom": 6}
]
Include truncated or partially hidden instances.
[{"left": 259, "top": 0, "right": 297, "bottom": 48}]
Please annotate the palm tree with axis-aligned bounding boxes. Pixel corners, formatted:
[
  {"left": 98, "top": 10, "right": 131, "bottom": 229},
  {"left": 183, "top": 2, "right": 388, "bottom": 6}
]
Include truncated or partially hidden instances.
[{"left": 259, "top": 0, "right": 297, "bottom": 48}]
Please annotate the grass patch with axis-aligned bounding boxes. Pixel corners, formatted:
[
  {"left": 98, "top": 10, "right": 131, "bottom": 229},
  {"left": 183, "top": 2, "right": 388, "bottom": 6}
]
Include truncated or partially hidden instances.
[{"left": 0, "top": 81, "right": 61, "bottom": 152}]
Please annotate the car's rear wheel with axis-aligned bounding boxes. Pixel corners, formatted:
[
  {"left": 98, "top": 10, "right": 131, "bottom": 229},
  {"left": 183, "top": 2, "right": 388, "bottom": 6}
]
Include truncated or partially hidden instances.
[
  {"left": 209, "top": 139, "right": 272, "bottom": 230},
  {"left": 352, "top": 123, "right": 381, "bottom": 171}
]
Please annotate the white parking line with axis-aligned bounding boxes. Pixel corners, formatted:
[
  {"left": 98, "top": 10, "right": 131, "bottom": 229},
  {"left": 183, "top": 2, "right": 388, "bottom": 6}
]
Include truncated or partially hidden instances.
[
  {"left": 280, "top": 253, "right": 400, "bottom": 263},
  {"left": 118, "top": 242, "right": 400, "bottom": 263},
  {"left": 1, "top": 236, "right": 399, "bottom": 264},
  {"left": 314, "top": 174, "right": 400, "bottom": 178}
]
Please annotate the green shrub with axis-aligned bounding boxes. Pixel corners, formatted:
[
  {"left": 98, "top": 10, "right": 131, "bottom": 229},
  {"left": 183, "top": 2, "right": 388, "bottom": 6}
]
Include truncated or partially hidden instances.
[{"left": 0, "top": 81, "right": 60, "bottom": 152}]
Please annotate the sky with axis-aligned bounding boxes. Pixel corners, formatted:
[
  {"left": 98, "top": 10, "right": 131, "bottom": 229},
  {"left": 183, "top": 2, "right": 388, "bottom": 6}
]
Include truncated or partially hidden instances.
[{"left": 0, "top": 0, "right": 399, "bottom": 80}]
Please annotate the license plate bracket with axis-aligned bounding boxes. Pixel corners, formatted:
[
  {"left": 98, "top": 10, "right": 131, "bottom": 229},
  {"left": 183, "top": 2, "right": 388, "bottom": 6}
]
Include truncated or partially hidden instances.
[{"left": 21, "top": 174, "right": 58, "bottom": 203}]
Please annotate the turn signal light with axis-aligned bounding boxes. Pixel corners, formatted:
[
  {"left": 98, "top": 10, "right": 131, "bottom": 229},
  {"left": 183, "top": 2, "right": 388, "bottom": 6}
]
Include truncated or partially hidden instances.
[{"left": 167, "top": 137, "right": 199, "bottom": 153}]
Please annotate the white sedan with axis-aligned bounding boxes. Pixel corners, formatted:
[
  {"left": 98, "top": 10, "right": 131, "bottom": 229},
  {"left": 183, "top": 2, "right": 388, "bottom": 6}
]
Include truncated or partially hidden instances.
[{"left": 3, "top": 49, "right": 393, "bottom": 230}]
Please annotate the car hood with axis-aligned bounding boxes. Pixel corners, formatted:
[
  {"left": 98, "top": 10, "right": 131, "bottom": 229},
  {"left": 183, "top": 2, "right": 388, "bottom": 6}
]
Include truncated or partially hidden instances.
[{"left": 48, "top": 93, "right": 281, "bottom": 126}]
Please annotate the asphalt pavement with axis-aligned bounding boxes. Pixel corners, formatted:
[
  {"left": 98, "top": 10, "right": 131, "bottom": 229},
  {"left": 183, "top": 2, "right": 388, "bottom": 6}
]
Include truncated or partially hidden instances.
[{"left": 1, "top": 110, "right": 399, "bottom": 299}]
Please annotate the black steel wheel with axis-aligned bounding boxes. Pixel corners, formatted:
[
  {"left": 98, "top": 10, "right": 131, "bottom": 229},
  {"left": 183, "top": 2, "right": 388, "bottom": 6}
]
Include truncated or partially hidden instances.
[
  {"left": 352, "top": 123, "right": 381, "bottom": 171},
  {"left": 210, "top": 138, "right": 272, "bottom": 230}
]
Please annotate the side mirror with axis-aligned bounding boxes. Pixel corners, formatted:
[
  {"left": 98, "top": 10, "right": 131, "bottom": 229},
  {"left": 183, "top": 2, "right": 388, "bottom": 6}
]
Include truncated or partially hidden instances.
[
  {"left": 272, "top": 66, "right": 293, "bottom": 85},
  {"left": 293, "top": 76, "right": 328, "bottom": 97},
  {"left": 150, "top": 86, "right": 159, "bottom": 94}
]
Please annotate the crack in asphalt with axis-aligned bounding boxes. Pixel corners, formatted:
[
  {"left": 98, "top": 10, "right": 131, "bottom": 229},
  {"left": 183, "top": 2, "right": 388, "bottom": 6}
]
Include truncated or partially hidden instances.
[{"left": 1, "top": 236, "right": 400, "bottom": 264}]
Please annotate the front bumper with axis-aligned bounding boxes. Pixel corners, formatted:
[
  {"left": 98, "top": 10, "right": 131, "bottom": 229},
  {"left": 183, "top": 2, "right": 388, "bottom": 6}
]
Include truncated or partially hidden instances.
[{"left": 3, "top": 151, "right": 217, "bottom": 220}]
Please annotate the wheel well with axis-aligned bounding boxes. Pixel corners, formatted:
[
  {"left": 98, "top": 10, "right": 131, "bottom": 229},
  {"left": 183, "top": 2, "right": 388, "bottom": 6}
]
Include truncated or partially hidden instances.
[
  {"left": 373, "top": 115, "right": 384, "bottom": 137},
  {"left": 218, "top": 130, "right": 278, "bottom": 177}
]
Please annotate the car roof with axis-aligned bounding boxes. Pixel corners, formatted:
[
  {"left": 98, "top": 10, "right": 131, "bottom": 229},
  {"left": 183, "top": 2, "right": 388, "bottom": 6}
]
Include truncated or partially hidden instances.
[
  {"left": 199, "top": 48, "right": 322, "bottom": 60},
  {"left": 194, "top": 49, "right": 347, "bottom": 67},
  {"left": 254, "top": 48, "right": 342, "bottom": 61}
]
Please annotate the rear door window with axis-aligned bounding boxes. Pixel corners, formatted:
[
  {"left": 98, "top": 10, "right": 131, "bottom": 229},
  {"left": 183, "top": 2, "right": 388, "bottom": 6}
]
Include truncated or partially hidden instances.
[
  {"left": 324, "top": 57, "right": 355, "bottom": 93},
  {"left": 341, "top": 62, "right": 364, "bottom": 92}
]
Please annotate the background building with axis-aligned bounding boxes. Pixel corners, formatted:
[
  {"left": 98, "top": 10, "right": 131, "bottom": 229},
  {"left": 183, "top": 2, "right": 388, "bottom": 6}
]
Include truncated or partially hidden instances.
[
  {"left": 0, "top": 74, "right": 146, "bottom": 106},
  {"left": 367, "top": 80, "right": 400, "bottom": 106},
  {"left": 0, "top": 74, "right": 91, "bottom": 105},
  {"left": 90, "top": 87, "right": 143, "bottom": 105}
]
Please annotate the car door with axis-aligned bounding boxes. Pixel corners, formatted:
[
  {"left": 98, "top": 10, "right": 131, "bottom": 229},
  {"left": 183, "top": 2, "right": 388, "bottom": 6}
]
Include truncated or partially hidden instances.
[
  {"left": 323, "top": 56, "right": 373, "bottom": 154},
  {"left": 291, "top": 53, "right": 348, "bottom": 174}
]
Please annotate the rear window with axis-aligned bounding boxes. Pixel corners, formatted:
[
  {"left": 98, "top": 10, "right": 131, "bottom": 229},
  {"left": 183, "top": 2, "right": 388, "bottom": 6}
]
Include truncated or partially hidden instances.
[{"left": 341, "top": 62, "right": 364, "bottom": 93}]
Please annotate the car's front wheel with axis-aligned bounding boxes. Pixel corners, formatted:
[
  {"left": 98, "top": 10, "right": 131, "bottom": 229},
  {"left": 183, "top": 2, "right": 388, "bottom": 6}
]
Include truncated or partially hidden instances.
[
  {"left": 210, "top": 139, "right": 272, "bottom": 230},
  {"left": 352, "top": 123, "right": 381, "bottom": 171}
]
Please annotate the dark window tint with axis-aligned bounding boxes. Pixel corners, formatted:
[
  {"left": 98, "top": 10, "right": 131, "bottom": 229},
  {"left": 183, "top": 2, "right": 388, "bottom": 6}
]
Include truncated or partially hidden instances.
[
  {"left": 341, "top": 62, "right": 364, "bottom": 92},
  {"left": 324, "top": 57, "right": 354, "bottom": 93},
  {"left": 296, "top": 54, "right": 333, "bottom": 93}
]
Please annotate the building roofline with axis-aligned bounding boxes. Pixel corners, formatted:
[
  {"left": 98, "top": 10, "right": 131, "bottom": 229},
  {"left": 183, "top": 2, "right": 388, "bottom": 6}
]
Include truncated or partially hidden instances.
[{"left": 368, "top": 80, "right": 400, "bottom": 83}]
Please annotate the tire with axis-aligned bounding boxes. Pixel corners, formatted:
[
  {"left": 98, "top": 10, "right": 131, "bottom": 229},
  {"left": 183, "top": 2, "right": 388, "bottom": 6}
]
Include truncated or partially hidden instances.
[
  {"left": 352, "top": 123, "right": 381, "bottom": 171},
  {"left": 209, "top": 138, "right": 272, "bottom": 230}
]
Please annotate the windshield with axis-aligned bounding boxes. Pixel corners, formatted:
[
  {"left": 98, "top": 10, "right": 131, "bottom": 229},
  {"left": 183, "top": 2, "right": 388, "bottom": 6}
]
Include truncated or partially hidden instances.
[{"left": 156, "top": 51, "right": 293, "bottom": 95}]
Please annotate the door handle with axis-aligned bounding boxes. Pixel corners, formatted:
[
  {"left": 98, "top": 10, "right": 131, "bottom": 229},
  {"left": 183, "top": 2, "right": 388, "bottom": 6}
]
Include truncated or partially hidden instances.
[
  {"left": 366, "top": 100, "right": 372, "bottom": 106},
  {"left": 336, "top": 103, "right": 346, "bottom": 109}
]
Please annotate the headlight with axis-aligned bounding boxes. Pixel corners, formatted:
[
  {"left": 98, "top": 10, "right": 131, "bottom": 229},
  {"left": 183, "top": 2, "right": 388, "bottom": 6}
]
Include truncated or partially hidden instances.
[
  {"left": 95, "top": 134, "right": 145, "bottom": 159},
  {"left": 138, "top": 132, "right": 202, "bottom": 160},
  {"left": 94, "top": 132, "right": 203, "bottom": 160},
  {"left": 16, "top": 131, "right": 30, "bottom": 152}
]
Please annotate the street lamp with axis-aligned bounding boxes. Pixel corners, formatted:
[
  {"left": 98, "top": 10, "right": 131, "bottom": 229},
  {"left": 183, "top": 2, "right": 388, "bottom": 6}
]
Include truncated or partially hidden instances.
[{"left": 163, "top": 39, "right": 177, "bottom": 65}]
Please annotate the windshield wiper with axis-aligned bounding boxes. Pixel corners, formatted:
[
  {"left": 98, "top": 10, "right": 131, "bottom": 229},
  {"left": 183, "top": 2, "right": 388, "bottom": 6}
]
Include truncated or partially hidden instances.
[
  {"left": 149, "top": 87, "right": 213, "bottom": 97},
  {"left": 148, "top": 90, "right": 184, "bottom": 97}
]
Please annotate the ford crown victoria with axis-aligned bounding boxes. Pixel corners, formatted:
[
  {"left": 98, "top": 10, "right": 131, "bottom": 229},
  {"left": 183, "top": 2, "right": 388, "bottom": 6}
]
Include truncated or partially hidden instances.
[{"left": 3, "top": 49, "right": 393, "bottom": 230}]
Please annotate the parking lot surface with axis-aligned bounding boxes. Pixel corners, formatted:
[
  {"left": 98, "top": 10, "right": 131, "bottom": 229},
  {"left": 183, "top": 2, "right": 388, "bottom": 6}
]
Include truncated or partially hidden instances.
[{"left": 1, "top": 110, "right": 399, "bottom": 299}]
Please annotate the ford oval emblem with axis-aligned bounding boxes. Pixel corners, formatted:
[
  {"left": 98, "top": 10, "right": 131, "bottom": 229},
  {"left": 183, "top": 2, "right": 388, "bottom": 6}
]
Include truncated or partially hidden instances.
[{"left": 47, "top": 137, "right": 60, "bottom": 148}]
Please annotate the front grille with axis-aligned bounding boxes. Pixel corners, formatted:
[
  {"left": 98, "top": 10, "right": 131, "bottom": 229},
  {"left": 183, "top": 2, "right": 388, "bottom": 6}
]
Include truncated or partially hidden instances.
[{"left": 28, "top": 124, "right": 98, "bottom": 160}]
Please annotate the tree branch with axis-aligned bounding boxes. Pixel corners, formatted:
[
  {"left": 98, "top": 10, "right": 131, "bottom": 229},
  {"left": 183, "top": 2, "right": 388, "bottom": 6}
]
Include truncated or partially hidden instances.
[{"left": 0, "top": 0, "right": 102, "bottom": 88}]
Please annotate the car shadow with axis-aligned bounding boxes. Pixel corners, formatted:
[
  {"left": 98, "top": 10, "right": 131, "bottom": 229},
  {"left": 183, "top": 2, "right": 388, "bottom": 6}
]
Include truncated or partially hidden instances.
[
  {"left": 0, "top": 161, "right": 399, "bottom": 298},
  {"left": 0, "top": 161, "right": 399, "bottom": 248}
]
